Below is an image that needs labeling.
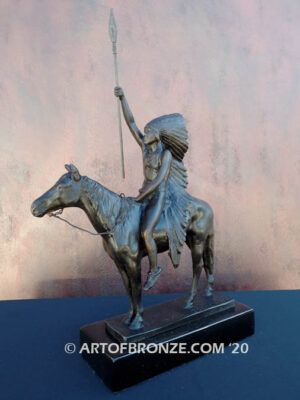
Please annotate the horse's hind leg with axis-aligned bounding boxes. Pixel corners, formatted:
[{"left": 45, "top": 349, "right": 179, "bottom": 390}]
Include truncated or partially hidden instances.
[
  {"left": 185, "top": 242, "right": 204, "bottom": 309},
  {"left": 203, "top": 234, "right": 214, "bottom": 296}
]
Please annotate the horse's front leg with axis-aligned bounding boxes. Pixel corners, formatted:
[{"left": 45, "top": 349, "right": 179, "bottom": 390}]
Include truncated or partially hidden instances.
[
  {"left": 116, "top": 264, "right": 134, "bottom": 326},
  {"left": 126, "top": 260, "right": 143, "bottom": 330}
]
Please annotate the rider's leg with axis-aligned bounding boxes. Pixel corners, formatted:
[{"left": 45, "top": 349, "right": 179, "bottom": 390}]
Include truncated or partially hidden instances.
[{"left": 141, "top": 192, "right": 165, "bottom": 290}]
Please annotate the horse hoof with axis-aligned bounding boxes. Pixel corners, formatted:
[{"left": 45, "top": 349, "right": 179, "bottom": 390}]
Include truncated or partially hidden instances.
[
  {"left": 129, "top": 315, "right": 144, "bottom": 331},
  {"left": 123, "top": 312, "right": 134, "bottom": 326},
  {"left": 205, "top": 288, "right": 213, "bottom": 297},
  {"left": 184, "top": 300, "right": 193, "bottom": 309}
]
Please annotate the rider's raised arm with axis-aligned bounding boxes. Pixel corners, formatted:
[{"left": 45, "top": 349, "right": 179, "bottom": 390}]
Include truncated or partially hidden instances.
[
  {"left": 135, "top": 150, "right": 172, "bottom": 202},
  {"left": 114, "top": 87, "right": 144, "bottom": 147}
]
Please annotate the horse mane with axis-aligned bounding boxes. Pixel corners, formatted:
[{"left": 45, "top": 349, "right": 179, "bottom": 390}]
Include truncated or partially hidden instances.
[
  {"left": 81, "top": 175, "right": 142, "bottom": 239},
  {"left": 81, "top": 176, "right": 123, "bottom": 231}
]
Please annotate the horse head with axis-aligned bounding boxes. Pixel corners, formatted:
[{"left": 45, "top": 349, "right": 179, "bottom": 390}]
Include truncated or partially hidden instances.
[{"left": 31, "top": 164, "right": 82, "bottom": 217}]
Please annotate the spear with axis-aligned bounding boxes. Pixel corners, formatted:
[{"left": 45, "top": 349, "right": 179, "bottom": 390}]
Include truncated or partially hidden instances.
[{"left": 109, "top": 8, "right": 125, "bottom": 179}]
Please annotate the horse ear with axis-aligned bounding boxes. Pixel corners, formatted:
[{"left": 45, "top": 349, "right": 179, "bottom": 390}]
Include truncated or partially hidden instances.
[
  {"left": 69, "top": 164, "right": 81, "bottom": 181},
  {"left": 65, "top": 164, "right": 71, "bottom": 172}
]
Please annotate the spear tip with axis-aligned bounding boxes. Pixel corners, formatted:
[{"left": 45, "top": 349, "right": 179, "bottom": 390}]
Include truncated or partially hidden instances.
[{"left": 109, "top": 8, "right": 117, "bottom": 43}]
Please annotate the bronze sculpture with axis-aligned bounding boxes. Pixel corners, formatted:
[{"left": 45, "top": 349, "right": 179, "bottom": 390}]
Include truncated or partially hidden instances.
[
  {"left": 29, "top": 10, "right": 256, "bottom": 391},
  {"left": 30, "top": 86, "right": 256, "bottom": 393},
  {"left": 31, "top": 9, "right": 215, "bottom": 332},
  {"left": 31, "top": 99, "right": 214, "bottom": 330}
]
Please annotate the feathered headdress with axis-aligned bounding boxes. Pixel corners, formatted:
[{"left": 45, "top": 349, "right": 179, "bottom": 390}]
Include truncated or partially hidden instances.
[{"left": 144, "top": 113, "right": 188, "bottom": 161}]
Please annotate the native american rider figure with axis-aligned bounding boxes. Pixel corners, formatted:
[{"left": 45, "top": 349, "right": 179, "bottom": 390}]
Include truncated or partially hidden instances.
[{"left": 115, "top": 87, "right": 191, "bottom": 290}]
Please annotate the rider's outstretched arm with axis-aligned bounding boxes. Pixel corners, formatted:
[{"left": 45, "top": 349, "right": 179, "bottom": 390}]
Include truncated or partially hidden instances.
[{"left": 114, "top": 87, "right": 144, "bottom": 147}]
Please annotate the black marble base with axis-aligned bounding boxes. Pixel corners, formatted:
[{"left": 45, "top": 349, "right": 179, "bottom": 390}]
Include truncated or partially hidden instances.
[{"left": 80, "top": 294, "right": 254, "bottom": 391}]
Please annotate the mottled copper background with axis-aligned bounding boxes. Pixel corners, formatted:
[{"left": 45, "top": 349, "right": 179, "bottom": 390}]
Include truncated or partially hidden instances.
[{"left": 0, "top": 0, "right": 299, "bottom": 300}]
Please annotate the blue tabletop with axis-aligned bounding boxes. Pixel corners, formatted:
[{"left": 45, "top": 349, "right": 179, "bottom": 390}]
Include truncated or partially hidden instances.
[{"left": 0, "top": 290, "right": 299, "bottom": 400}]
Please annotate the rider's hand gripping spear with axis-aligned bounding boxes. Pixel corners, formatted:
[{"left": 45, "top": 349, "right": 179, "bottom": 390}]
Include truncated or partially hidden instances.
[{"left": 109, "top": 9, "right": 125, "bottom": 179}]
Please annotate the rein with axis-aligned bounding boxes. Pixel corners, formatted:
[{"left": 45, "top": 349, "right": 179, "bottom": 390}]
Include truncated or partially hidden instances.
[{"left": 48, "top": 209, "right": 112, "bottom": 236}]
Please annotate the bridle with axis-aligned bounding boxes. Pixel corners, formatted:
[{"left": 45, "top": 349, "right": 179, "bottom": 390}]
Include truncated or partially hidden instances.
[
  {"left": 47, "top": 192, "right": 126, "bottom": 237},
  {"left": 48, "top": 209, "right": 112, "bottom": 236}
]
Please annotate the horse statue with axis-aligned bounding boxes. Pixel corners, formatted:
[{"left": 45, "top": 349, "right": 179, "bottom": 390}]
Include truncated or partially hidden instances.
[{"left": 31, "top": 164, "right": 214, "bottom": 330}]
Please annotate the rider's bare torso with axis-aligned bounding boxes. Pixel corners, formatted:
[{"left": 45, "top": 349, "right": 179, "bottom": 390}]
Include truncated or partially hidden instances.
[{"left": 140, "top": 140, "right": 165, "bottom": 196}]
